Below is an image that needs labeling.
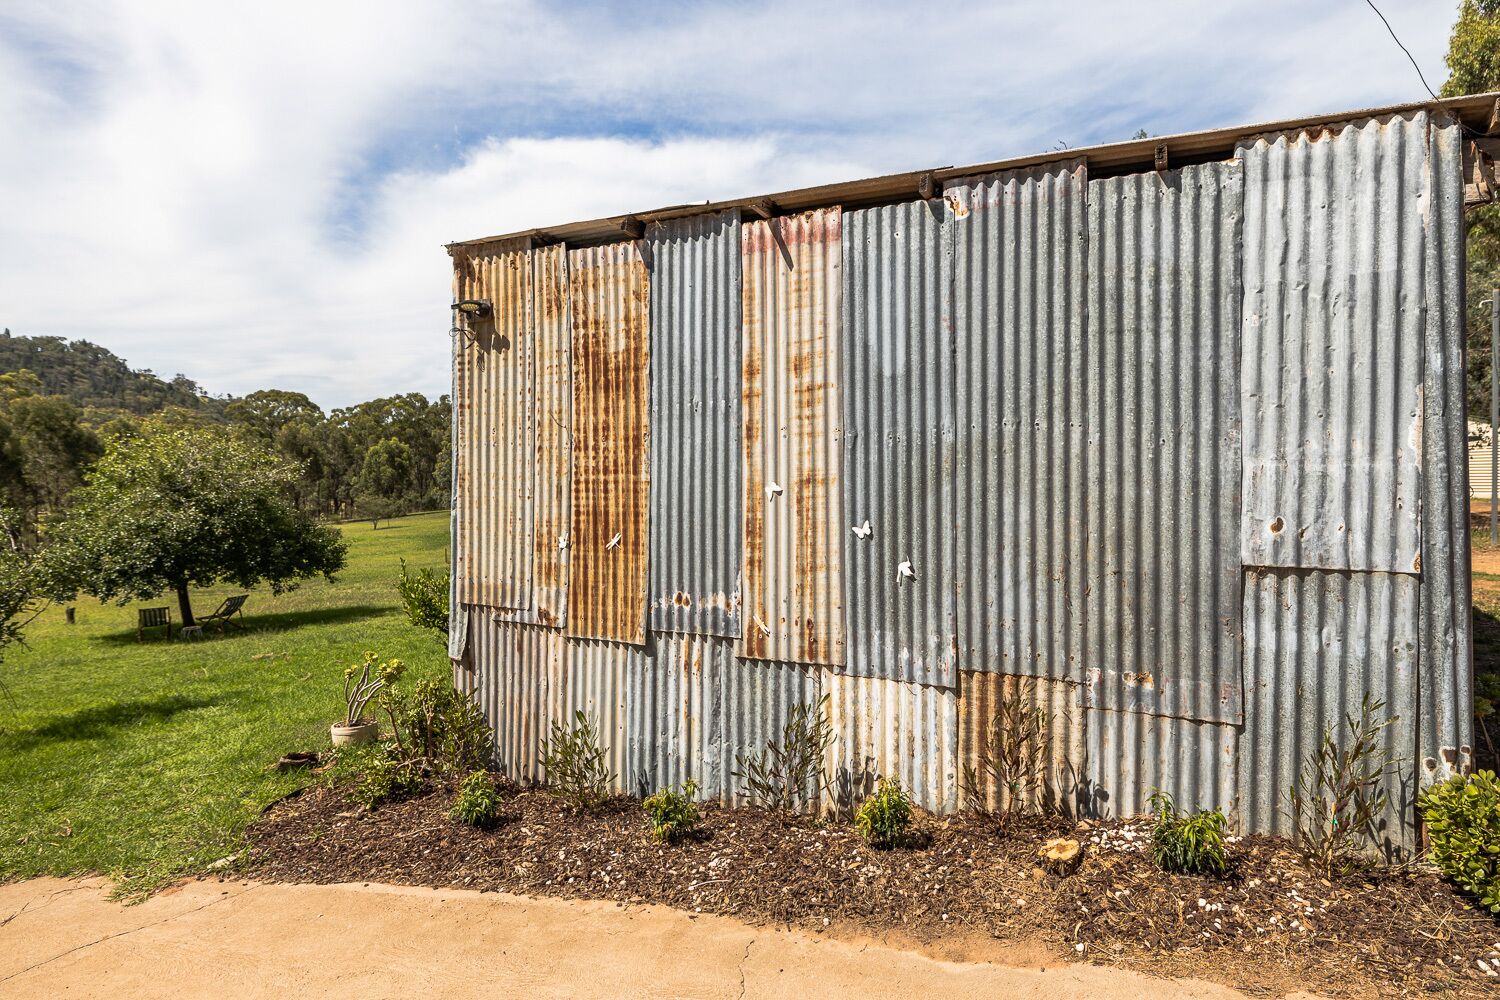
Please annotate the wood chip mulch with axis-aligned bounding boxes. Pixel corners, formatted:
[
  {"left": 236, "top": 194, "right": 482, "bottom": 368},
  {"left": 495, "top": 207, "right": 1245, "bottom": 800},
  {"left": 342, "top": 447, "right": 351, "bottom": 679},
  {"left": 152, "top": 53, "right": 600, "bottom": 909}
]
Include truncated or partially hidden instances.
[{"left": 244, "top": 779, "right": 1500, "bottom": 998}]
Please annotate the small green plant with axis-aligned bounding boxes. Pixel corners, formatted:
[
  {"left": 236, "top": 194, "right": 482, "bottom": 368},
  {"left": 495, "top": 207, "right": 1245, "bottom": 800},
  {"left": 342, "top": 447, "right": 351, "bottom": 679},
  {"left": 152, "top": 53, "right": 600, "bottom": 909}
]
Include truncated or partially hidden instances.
[
  {"left": 1149, "top": 791, "right": 1229, "bottom": 877},
  {"left": 382, "top": 677, "right": 491, "bottom": 775},
  {"left": 539, "top": 710, "right": 614, "bottom": 810},
  {"left": 1286, "top": 695, "right": 1399, "bottom": 873},
  {"left": 341, "top": 650, "right": 406, "bottom": 726},
  {"left": 450, "top": 771, "right": 502, "bottom": 829},
  {"left": 733, "top": 695, "right": 835, "bottom": 813},
  {"left": 643, "top": 779, "right": 700, "bottom": 842},
  {"left": 960, "top": 687, "right": 1051, "bottom": 822},
  {"left": 855, "top": 776, "right": 913, "bottom": 848},
  {"left": 338, "top": 741, "right": 423, "bottom": 809},
  {"left": 1418, "top": 769, "right": 1500, "bottom": 914},
  {"left": 397, "top": 559, "right": 449, "bottom": 639}
]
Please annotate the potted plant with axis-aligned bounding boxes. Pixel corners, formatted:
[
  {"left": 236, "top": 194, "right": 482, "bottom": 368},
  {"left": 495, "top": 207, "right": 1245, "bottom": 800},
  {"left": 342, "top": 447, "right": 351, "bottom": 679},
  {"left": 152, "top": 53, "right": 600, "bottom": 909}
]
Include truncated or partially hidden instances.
[{"left": 332, "top": 651, "right": 405, "bottom": 746}]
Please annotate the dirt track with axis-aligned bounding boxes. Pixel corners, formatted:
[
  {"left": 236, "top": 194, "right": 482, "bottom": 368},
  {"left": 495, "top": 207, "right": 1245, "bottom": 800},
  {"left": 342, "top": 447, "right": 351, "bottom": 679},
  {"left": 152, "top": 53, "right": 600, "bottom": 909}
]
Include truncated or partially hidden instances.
[{"left": 0, "top": 877, "right": 1317, "bottom": 999}]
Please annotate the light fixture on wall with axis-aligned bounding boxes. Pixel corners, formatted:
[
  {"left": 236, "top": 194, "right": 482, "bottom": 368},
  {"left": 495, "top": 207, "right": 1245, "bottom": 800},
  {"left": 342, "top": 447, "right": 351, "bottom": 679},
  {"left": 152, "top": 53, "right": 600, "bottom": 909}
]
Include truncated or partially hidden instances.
[{"left": 451, "top": 299, "right": 493, "bottom": 320}]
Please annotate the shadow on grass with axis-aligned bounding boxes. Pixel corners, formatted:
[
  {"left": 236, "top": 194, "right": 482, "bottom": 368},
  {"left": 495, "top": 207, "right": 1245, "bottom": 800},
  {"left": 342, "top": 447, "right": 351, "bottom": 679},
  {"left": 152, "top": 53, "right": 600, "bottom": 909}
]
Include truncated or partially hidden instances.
[
  {"left": 88, "top": 605, "right": 392, "bottom": 646},
  {"left": 3, "top": 693, "right": 217, "bottom": 751}
]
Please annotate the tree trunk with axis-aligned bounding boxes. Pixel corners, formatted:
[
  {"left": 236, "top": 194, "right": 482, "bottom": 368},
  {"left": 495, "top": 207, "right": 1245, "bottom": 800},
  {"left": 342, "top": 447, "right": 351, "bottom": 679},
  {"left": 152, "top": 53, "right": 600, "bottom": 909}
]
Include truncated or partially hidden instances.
[{"left": 175, "top": 580, "right": 195, "bottom": 627}]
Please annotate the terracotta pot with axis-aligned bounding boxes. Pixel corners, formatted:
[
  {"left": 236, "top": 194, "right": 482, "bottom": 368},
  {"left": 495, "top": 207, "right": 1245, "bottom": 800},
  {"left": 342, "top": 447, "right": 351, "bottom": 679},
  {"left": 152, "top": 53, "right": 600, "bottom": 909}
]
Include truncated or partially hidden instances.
[{"left": 330, "top": 720, "right": 378, "bottom": 746}]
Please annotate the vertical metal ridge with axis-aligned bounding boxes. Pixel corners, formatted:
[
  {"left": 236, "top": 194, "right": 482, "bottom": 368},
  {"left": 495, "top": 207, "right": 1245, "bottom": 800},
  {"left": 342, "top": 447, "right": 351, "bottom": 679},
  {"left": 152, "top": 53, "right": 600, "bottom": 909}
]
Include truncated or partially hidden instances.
[
  {"left": 950, "top": 158, "right": 1088, "bottom": 681},
  {"left": 465, "top": 610, "right": 564, "bottom": 783},
  {"left": 647, "top": 211, "right": 743, "bottom": 639},
  {"left": 958, "top": 671, "right": 1086, "bottom": 815},
  {"left": 1240, "top": 114, "right": 1426, "bottom": 574},
  {"left": 825, "top": 673, "right": 958, "bottom": 814},
  {"left": 1418, "top": 113, "right": 1473, "bottom": 783},
  {"left": 567, "top": 242, "right": 651, "bottom": 645},
  {"left": 454, "top": 245, "right": 535, "bottom": 610},
  {"left": 1085, "top": 707, "right": 1239, "bottom": 820},
  {"left": 740, "top": 207, "right": 846, "bottom": 666},
  {"left": 841, "top": 198, "right": 958, "bottom": 688},
  {"left": 1083, "top": 163, "right": 1243, "bottom": 723}
]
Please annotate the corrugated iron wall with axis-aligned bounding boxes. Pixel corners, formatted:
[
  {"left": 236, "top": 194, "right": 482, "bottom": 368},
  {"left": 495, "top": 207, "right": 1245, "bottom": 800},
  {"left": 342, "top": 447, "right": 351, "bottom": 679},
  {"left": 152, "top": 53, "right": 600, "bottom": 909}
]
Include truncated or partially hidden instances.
[
  {"left": 454, "top": 243, "right": 535, "bottom": 610},
  {"left": 567, "top": 243, "right": 651, "bottom": 645},
  {"left": 949, "top": 160, "right": 1089, "bottom": 681},
  {"left": 841, "top": 198, "right": 959, "bottom": 689},
  {"left": 647, "top": 211, "right": 743, "bottom": 639},
  {"left": 1083, "top": 162, "right": 1244, "bottom": 724},
  {"left": 741, "top": 208, "right": 846, "bottom": 666},
  {"left": 451, "top": 110, "right": 1472, "bottom": 844}
]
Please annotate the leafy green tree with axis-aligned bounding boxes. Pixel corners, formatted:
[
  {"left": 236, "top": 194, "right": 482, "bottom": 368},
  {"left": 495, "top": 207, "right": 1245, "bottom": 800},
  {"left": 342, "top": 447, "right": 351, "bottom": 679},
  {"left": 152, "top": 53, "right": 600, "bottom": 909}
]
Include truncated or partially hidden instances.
[
  {"left": 1443, "top": 0, "right": 1500, "bottom": 420},
  {"left": 44, "top": 423, "right": 347, "bottom": 626},
  {"left": 225, "top": 389, "right": 323, "bottom": 443},
  {"left": 356, "top": 437, "right": 412, "bottom": 528},
  {"left": 0, "top": 506, "right": 45, "bottom": 677}
]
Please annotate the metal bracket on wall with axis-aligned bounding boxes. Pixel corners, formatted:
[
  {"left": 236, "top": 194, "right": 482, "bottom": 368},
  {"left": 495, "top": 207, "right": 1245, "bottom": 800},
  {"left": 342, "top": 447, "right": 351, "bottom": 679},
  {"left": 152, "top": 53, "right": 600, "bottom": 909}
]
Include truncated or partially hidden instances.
[{"left": 747, "top": 198, "right": 778, "bottom": 221}]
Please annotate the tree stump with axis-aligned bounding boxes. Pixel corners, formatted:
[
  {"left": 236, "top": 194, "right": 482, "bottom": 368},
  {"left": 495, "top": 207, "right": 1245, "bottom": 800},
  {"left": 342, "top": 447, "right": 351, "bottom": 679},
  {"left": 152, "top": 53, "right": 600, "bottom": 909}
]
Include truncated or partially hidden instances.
[{"left": 1038, "top": 837, "right": 1082, "bottom": 876}]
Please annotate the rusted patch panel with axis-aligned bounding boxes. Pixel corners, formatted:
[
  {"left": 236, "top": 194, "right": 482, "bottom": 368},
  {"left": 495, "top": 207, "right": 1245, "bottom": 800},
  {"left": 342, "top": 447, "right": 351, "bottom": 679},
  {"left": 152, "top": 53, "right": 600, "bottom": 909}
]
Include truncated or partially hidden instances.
[
  {"left": 454, "top": 243, "right": 535, "bottom": 611},
  {"left": 566, "top": 243, "right": 650, "bottom": 645},
  {"left": 958, "top": 670, "right": 1085, "bottom": 816},
  {"left": 740, "top": 207, "right": 846, "bottom": 667},
  {"left": 496, "top": 245, "right": 572, "bottom": 627}
]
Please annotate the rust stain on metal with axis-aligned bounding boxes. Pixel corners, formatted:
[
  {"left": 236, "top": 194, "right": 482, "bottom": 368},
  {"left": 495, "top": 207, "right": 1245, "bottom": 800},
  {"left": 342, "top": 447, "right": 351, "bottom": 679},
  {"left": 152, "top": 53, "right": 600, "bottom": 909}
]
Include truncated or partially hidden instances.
[
  {"left": 740, "top": 207, "right": 845, "bottom": 666},
  {"left": 454, "top": 245, "right": 534, "bottom": 611},
  {"left": 566, "top": 242, "right": 650, "bottom": 645},
  {"left": 959, "top": 671, "right": 1084, "bottom": 816}
]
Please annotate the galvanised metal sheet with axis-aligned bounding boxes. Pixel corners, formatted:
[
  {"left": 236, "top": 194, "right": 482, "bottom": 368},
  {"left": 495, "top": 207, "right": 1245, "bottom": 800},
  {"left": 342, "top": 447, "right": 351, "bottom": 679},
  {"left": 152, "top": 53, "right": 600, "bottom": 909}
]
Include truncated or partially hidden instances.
[
  {"left": 567, "top": 242, "right": 651, "bottom": 645},
  {"left": 560, "top": 636, "right": 640, "bottom": 797},
  {"left": 1238, "top": 567, "right": 1418, "bottom": 855},
  {"left": 647, "top": 211, "right": 743, "bottom": 638},
  {"left": 741, "top": 208, "right": 846, "bottom": 667},
  {"left": 958, "top": 671, "right": 1085, "bottom": 815},
  {"left": 719, "top": 658, "right": 823, "bottom": 806},
  {"left": 1239, "top": 114, "right": 1427, "bottom": 574},
  {"left": 824, "top": 673, "right": 958, "bottom": 815},
  {"left": 630, "top": 633, "right": 727, "bottom": 797},
  {"left": 496, "top": 244, "right": 572, "bottom": 627},
  {"left": 1084, "top": 707, "right": 1239, "bottom": 821},
  {"left": 949, "top": 159, "right": 1088, "bottom": 680},
  {"left": 1417, "top": 115, "right": 1474, "bottom": 785},
  {"left": 841, "top": 198, "right": 958, "bottom": 688},
  {"left": 1083, "top": 163, "right": 1244, "bottom": 724},
  {"left": 454, "top": 244, "right": 535, "bottom": 610},
  {"left": 460, "top": 609, "right": 565, "bottom": 784}
]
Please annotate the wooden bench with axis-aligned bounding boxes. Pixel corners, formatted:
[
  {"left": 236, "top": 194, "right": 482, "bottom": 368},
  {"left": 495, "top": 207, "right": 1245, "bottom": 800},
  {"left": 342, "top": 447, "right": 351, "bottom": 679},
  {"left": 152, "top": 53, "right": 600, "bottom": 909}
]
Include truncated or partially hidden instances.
[{"left": 137, "top": 607, "right": 172, "bottom": 641}]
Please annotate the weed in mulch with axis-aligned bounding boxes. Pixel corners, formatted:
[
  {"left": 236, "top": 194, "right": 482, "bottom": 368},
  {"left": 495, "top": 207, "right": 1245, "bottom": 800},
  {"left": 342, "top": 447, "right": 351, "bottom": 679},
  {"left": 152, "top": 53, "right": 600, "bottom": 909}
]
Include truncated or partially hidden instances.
[{"left": 244, "top": 779, "right": 1500, "bottom": 999}]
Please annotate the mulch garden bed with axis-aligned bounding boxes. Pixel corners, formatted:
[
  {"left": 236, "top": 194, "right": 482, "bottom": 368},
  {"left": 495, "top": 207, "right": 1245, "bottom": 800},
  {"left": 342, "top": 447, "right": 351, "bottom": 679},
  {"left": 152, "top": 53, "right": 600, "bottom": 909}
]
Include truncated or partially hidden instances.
[{"left": 245, "top": 778, "right": 1500, "bottom": 998}]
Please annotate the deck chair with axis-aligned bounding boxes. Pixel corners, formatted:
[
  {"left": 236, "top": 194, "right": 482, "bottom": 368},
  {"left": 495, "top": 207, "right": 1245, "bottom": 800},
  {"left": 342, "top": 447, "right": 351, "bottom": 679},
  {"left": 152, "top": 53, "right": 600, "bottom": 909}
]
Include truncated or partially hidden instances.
[
  {"left": 137, "top": 607, "right": 172, "bottom": 641},
  {"left": 198, "top": 594, "right": 248, "bottom": 632}
]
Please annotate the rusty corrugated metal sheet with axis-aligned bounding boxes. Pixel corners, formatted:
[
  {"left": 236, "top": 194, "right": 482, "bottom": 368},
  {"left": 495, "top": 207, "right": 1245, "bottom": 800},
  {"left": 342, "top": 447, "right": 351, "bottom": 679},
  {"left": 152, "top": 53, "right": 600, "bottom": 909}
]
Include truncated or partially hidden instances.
[
  {"left": 841, "top": 198, "right": 958, "bottom": 688},
  {"left": 461, "top": 609, "right": 565, "bottom": 784},
  {"left": 741, "top": 208, "right": 846, "bottom": 666},
  {"left": 567, "top": 242, "right": 651, "bottom": 645},
  {"left": 949, "top": 159, "right": 1088, "bottom": 680},
  {"left": 647, "top": 211, "right": 743, "bottom": 639},
  {"left": 496, "top": 244, "right": 572, "bottom": 627},
  {"left": 824, "top": 672, "right": 958, "bottom": 814},
  {"left": 630, "top": 633, "right": 726, "bottom": 796},
  {"left": 454, "top": 243, "right": 535, "bottom": 610},
  {"left": 958, "top": 671, "right": 1085, "bottom": 815},
  {"left": 1239, "top": 114, "right": 1427, "bottom": 575},
  {"left": 1238, "top": 567, "right": 1418, "bottom": 854},
  {"left": 559, "top": 636, "right": 639, "bottom": 796},
  {"left": 719, "top": 658, "right": 824, "bottom": 806},
  {"left": 1084, "top": 707, "right": 1239, "bottom": 820},
  {"left": 1418, "top": 115, "right": 1474, "bottom": 784},
  {"left": 1082, "top": 162, "right": 1244, "bottom": 724}
]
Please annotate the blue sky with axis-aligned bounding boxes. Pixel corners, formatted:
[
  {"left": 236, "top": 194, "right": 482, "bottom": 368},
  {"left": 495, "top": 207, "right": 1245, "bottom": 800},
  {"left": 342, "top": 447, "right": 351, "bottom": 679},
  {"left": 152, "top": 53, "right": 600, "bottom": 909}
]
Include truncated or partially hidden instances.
[{"left": 0, "top": 0, "right": 1459, "bottom": 408}]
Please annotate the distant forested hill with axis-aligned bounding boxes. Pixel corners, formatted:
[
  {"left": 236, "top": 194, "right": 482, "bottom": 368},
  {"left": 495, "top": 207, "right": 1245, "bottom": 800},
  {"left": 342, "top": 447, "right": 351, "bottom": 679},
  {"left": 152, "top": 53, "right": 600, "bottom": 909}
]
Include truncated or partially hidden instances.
[{"left": 0, "top": 329, "right": 225, "bottom": 417}]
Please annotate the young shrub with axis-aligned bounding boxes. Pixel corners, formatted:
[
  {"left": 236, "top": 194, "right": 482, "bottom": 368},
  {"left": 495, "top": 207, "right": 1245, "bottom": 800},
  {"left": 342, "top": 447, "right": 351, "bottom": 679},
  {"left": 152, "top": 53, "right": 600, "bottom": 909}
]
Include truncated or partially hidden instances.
[
  {"left": 450, "top": 771, "right": 502, "bottom": 829},
  {"left": 1286, "top": 694, "right": 1399, "bottom": 874},
  {"left": 539, "top": 710, "right": 614, "bottom": 810},
  {"left": 338, "top": 741, "right": 423, "bottom": 809},
  {"left": 733, "top": 695, "right": 835, "bottom": 814},
  {"left": 643, "top": 779, "right": 700, "bottom": 843},
  {"left": 397, "top": 559, "right": 449, "bottom": 640},
  {"left": 1418, "top": 770, "right": 1500, "bottom": 914},
  {"left": 382, "top": 677, "right": 492, "bottom": 775},
  {"left": 855, "top": 776, "right": 913, "bottom": 848},
  {"left": 960, "top": 687, "right": 1051, "bottom": 823},
  {"left": 1149, "top": 791, "right": 1229, "bottom": 877}
]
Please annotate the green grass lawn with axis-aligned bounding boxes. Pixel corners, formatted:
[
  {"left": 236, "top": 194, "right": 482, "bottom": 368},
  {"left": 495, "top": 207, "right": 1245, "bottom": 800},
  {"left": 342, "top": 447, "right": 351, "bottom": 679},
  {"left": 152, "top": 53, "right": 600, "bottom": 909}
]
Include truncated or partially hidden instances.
[{"left": 0, "top": 511, "right": 452, "bottom": 898}]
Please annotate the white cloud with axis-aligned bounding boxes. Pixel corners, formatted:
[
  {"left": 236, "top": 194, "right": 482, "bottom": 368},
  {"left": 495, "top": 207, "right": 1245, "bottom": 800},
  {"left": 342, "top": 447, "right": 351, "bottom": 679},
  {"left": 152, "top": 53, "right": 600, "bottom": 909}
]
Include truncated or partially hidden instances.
[{"left": 0, "top": 0, "right": 1459, "bottom": 407}]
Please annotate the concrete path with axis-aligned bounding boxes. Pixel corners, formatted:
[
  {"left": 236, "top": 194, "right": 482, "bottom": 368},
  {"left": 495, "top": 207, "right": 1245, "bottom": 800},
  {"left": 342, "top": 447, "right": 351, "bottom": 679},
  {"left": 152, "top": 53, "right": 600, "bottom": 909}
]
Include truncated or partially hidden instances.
[{"left": 0, "top": 877, "right": 1319, "bottom": 999}]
